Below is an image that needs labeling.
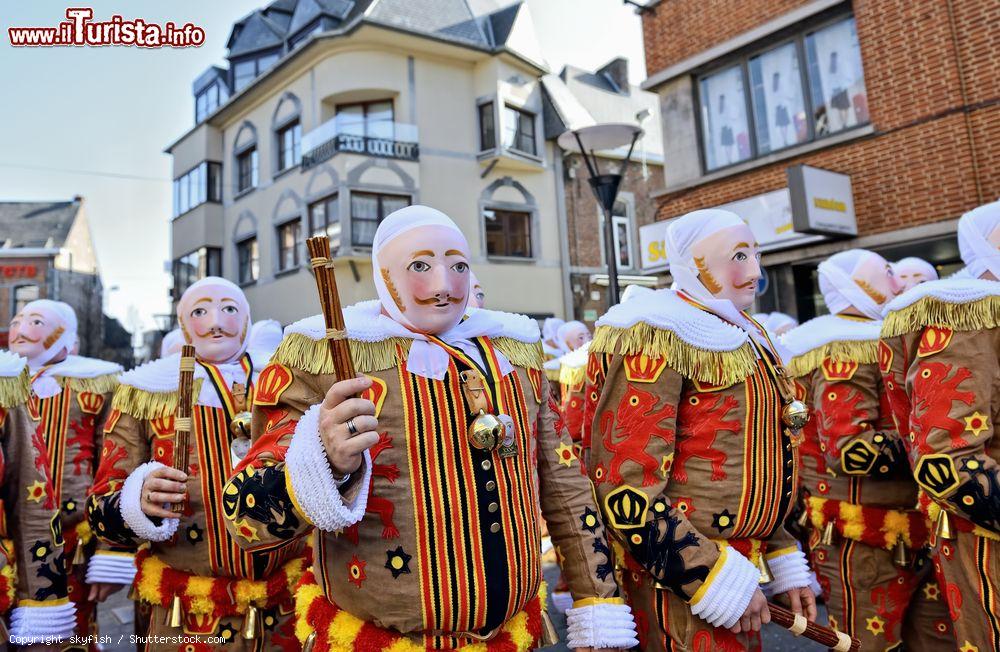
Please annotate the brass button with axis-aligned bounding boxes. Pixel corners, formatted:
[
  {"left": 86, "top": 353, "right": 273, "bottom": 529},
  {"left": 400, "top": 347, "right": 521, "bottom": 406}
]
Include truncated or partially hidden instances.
[
  {"left": 786, "top": 459, "right": 793, "bottom": 467},
  {"left": 486, "top": 481, "right": 497, "bottom": 491},
  {"left": 490, "top": 522, "right": 501, "bottom": 533},
  {"left": 488, "top": 502, "right": 499, "bottom": 513},
  {"left": 481, "top": 460, "right": 492, "bottom": 471}
]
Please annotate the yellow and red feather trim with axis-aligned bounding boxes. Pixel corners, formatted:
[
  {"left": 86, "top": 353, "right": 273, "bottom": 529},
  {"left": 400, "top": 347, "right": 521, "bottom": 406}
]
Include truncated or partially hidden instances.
[{"left": 806, "top": 496, "right": 931, "bottom": 549}]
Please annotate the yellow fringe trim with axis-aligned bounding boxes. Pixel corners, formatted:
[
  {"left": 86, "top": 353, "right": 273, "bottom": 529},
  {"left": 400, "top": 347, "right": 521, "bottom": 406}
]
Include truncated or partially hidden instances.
[
  {"left": 57, "top": 373, "right": 119, "bottom": 395},
  {"left": 925, "top": 500, "right": 1000, "bottom": 542},
  {"left": 493, "top": 338, "right": 544, "bottom": 371},
  {"left": 0, "top": 369, "right": 31, "bottom": 409},
  {"left": 882, "top": 294, "right": 1000, "bottom": 337},
  {"left": 273, "top": 333, "right": 412, "bottom": 376},
  {"left": 544, "top": 367, "right": 560, "bottom": 382},
  {"left": 559, "top": 364, "right": 586, "bottom": 388},
  {"left": 591, "top": 323, "right": 757, "bottom": 386},
  {"left": 786, "top": 339, "right": 880, "bottom": 378},
  {"left": 111, "top": 379, "right": 204, "bottom": 420}
]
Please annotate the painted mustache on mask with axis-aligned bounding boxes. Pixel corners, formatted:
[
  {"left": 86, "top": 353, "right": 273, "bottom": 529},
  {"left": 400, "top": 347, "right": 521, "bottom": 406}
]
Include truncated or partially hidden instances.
[
  {"left": 414, "top": 295, "right": 465, "bottom": 306},
  {"left": 733, "top": 280, "right": 757, "bottom": 289},
  {"left": 194, "top": 326, "right": 240, "bottom": 338},
  {"left": 11, "top": 334, "right": 40, "bottom": 344}
]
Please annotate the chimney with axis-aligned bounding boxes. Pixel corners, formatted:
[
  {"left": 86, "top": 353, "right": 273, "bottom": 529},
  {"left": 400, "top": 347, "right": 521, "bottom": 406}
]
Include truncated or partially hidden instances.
[{"left": 597, "top": 58, "right": 629, "bottom": 94}]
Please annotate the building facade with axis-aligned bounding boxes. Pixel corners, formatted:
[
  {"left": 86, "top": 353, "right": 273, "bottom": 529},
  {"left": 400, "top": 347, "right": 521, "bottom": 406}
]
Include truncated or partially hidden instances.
[
  {"left": 0, "top": 199, "right": 133, "bottom": 366},
  {"left": 167, "top": 0, "right": 576, "bottom": 325},
  {"left": 639, "top": 0, "right": 1000, "bottom": 319}
]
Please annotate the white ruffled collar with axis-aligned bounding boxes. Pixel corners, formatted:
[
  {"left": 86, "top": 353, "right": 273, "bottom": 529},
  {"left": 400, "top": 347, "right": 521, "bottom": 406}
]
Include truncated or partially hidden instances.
[
  {"left": 0, "top": 350, "right": 27, "bottom": 378},
  {"left": 557, "top": 341, "right": 591, "bottom": 370},
  {"left": 30, "top": 355, "right": 124, "bottom": 400},
  {"left": 883, "top": 278, "right": 1000, "bottom": 314},
  {"left": 780, "top": 314, "right": 881, "bottom": 358}
]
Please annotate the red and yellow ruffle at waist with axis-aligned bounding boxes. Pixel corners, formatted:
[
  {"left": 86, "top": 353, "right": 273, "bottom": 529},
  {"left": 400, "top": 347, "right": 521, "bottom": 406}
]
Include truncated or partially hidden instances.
[
  {"left": 293, "top": 570, "right": 545, "bottom": 651},
  {"left": 134, "top": 549, "right": 308, "bottom": 619},
  {"left": 806, "top": 496, "right": 930, "bottom": 549},
  {"left": 918, "top": 493, "right": 1000, "bottom": 542}
]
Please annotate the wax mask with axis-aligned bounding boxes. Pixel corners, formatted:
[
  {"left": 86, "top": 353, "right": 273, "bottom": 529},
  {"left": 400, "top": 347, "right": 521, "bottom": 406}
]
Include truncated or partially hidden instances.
[
  {"left": 852, "top": 253, "right": 901, "bottom": 307},
  {"left": 178, "top": 284, "right": 248, "bottom": 364},
  {"left": 9, "top": 307, "right": 63, "bottom": 363},
  {"left": 563, "top": 324, "right": 591, "bottom": 351},
  {"left": 470, "top": 274, "right": 486, "bottom": 309},
  {"left": 689, "top": 224, "right": 762, "bottom": 310},
  {"left": 377, "top": 225, "right": 471, "bottom": 335}
]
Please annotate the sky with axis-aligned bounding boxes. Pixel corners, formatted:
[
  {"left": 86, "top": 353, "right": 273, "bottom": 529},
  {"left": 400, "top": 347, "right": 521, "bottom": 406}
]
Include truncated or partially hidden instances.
[{"left": 0, "top": 0, "right": 646, "bottom": 336}]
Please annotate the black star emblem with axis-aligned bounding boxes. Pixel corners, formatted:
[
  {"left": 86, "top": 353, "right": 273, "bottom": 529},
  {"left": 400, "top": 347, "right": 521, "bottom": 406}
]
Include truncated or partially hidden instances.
[
  {"left": 579, "top": 507, "right": 600, "bottom": 534},
  {"left": 29, "top": 540, "right": 51, "bottom": 561},
  {"left": 960, "top": 456, "right": 984, "bottom": 474},
  {"left": 262, "top": 608, "right": 277, "bottom": 631},
  {"left": 62, "top": 499, "right": 76, "bottom": 514},
  {"left": 711, "top": 509, "right": 735, "bottom": 533},
  {"left": 217, "top": 623, "right": 237, "bottom": 643},
  {"left": 385, "top": 546, "right": 412, "bottom": 579},
  {"left": 186, "top": 524, "right": 203, "bottom": 545}
]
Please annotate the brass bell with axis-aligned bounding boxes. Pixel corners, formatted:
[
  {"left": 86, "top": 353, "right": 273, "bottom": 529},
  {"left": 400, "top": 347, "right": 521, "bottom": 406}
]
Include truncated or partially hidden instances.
[
  {"left": 230, "top": 411, "right": 253, "bottom": 438},
  {"left": 468, "top": 411, "right": 503, "bottom": 451},
  {"left": 757, "top": 555, "right": 774, "bottom": 584},
  {"left": 303, "top": 631, "right": 318, "bottom": 652},
  {"left": 936, "top": 509, "right": 954, "bottom": 541},
  {"left": 72, "top": 541, "right": 87, "bottom": 567},
  {"left": 893, "top": 540, "right": 910, "bottom": 568},
  {"left": 821, "top": 521, "right": 836, "bottom": 546},
  {"left": 782, "top": 399, "right": 810, "bottom": 430},
  {"left": 540, "top": 609, "right": 560, "bottom": 647},
  {"left": 242, "top": 605, "right": 261, "bottom": 640},
  {"left": 797, "top": 509, "right": 811, "bottom": 529},
  {"left": 168, "top": 594, "right": 183, "bottom": 628}
]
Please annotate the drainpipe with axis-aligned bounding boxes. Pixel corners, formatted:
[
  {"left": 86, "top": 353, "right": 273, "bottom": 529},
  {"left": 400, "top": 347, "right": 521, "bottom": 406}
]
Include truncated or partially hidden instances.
[{"left": 552, "top": 146, "right": 574, "bottom": 320}]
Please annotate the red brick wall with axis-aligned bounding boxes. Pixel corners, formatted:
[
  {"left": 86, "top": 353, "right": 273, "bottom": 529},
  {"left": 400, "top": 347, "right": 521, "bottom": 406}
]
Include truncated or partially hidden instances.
[{"left": 644, "top": 0, "right": 1000, "bottom": 235}]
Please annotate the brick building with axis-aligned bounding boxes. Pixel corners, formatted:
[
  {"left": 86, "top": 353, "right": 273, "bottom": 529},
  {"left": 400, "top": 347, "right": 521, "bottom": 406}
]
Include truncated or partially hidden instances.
[{"left": 638, "top": 0, "right": 1000, "bottom": 319}]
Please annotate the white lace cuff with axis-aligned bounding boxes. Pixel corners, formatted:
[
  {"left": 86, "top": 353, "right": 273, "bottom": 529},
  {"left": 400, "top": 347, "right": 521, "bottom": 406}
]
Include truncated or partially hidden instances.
[
  {"left": 120, "top": 461, "right": 180, "bottom": 542},
  {"left": 763, "top": 548, "right": 812, "bottom": 597},
  {"left": 285, "top": 404, "right": 372, "bottom": 532},
  {"left": 565, "top": 600, "right": 639, "bottom": 649},
  {"left": 85, "top": 551, "right": 136, "bottom": 585},
  {"left": 689, "top": 546, "right": 759, "bottom": 629},
  {"left": 8, "top": 600, "right": 77, "bottom": 642}
]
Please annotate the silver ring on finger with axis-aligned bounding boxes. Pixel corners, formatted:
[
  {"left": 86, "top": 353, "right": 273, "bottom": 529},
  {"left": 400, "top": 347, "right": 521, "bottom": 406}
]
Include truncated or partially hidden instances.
[{"left": 346, "top": 418, "right": 358, "bottom": 435}]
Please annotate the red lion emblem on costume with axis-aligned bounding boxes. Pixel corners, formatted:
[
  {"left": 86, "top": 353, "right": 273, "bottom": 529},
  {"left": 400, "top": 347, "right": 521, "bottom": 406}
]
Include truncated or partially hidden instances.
[
  {"left": 602, "top": 384, "right": 675, "bottom": 486},
  {"left": 345, "top": 432, "right": 400, "bottom": 543},
  {"left": 673, "top": 393, "right": 737, "bottom": 484},
  {"left": 819, "top": 384, "right": 866, "bottom": 458},
  {"left": 871, "top": 574, "right": 916, "bottom": 644},
  {"left": 67, "top": 414, "right": 97, "bottom": 477},
  {"left": 880, "top": 371, "right": 911, "bottom": 438},
  {"left": 911, "top": 361, "right": 975, "bottom": 454}
]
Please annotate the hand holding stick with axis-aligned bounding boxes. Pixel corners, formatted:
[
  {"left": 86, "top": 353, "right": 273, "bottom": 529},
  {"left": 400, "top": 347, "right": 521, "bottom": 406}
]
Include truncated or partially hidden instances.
[
  {"left": 306, "top": 236, "right": 356, "bottom": 381},
  {"left": 767, "top": 603, "right": 860, "bottom": 651},
  {"left": 170, "top": 344, "right": 196, "bottom": 514}
]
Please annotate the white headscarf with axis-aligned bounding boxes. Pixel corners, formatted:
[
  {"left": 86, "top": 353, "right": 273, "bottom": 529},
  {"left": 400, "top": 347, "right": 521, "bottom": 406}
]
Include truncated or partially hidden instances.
[
  {"left": 958, "top": 200, "right": 1000, "bottom": 280},
  {"left": 665, "top": 209, "right": 772, "bottom": 349},
  {"left": 17, "top": 299, "right": 78, "bottom": 370},
  {"left": 556, "top": 320, "right": 590, "bottom": 352},
  {"left": 892, "top": 257, "right": 938, "bottom": 284},
  {"left": 159, "top": 328, "right": 184, "bottom": 359},
  {"left": 177, "top": 276, "right": 252, "bottom": 365},
  {"left": 817, "top": 249, "right": 885, "bottom": 320},
  {"left": 762, "top": 312, "right": 798, "bottom": 334}
]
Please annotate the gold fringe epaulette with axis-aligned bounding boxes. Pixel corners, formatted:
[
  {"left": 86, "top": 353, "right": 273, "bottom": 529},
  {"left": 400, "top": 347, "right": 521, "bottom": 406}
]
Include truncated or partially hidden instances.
[
  {"left": 882, "top": 294, "right": 1000, "bottom": 338},
  {"left": 544, "top": 367, "right": 560, "bottom": 382},
  {"left": 56, "top": 373, "right": 119, "bottom": 395},
  {"left": 786, "top": 339, "right": 880, "bottom": 378},
  {"left": 0, "top": 368, "right": 31, "bottom": 409},
  {"left": 493, "top": 338, "right": 544, "bottom": 371},
  {"left": 272, "top": 333, "right": 412, "bottom": 376},
  {"left": 591, "top": 323, "right": 757, "bottom": 387},
  {"left": 559, "top": 363, "right": 586, "bottom": 387},
  {"left": 111, "top": 380, "right": 203, "bottom": 421}
]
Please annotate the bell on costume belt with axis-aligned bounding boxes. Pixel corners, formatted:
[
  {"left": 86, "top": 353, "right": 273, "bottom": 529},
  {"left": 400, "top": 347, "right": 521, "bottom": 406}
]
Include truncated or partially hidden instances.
[
  {"left": 230, "top": 411, "right": 252, "bottom": 438},
  {"left": 781, "top": 398, "right": 810, "bottom": 431}
]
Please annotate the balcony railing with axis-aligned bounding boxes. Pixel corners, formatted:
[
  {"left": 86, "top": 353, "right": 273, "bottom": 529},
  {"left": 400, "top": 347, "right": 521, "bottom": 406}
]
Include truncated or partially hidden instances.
[{"left": 301, "top": 119, "right": 419, "bottom": 170}]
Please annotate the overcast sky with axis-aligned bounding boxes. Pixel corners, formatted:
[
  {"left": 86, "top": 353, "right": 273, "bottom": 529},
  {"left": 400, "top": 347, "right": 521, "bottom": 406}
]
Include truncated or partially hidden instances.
[{"left": 0, "top": 0, "right": 645, "bottom": 334}]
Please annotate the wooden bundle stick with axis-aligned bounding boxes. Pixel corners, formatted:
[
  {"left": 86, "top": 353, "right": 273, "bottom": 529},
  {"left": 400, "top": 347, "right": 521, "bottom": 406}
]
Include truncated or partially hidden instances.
[
  {"left": 306, "top": 236, "right": 356, "bottom": 380},
  {"left": 171, "top": 344, "right": 196, "bottom": 514},
  {"left": 768, "top": 603, "right": 860, "bottom": 651}
]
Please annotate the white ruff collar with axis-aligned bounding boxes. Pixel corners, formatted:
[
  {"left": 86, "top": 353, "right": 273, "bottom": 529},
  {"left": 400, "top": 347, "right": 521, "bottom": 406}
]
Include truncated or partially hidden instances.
[
  {"left": 883, "top": 278, "right": 1000, "bottom": 314},
  {"left": 31, "top": 355, "right": 123, "bottom": 400},
  {"left": 0, "top": 350, "right": 27, "bottom": 378},
  {"left": 780, "top": 314, "right": 881, "bottom": 359},
  {"left": 285, "top": 300, "right": 540, "bottom": 380},
  {"left": 558, "top": 341, "right": 591, "bottom": 371}
]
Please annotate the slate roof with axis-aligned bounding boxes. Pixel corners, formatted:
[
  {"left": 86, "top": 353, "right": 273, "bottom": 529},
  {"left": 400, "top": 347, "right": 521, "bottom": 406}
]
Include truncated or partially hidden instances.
[{"left": 0, "top": 201, "right": 80, "bottom": 249}]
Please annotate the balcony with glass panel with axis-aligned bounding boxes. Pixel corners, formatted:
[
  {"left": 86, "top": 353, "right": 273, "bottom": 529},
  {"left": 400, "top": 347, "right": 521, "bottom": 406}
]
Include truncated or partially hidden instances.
[{"left": 300, "top": 111, "right": 419, "bottom": 170}]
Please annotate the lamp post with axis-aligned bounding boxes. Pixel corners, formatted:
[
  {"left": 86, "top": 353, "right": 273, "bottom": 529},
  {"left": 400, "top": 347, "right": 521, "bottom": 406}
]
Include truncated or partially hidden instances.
[{"left": 557, "top": 123, "right": 643, "bottom": 307}]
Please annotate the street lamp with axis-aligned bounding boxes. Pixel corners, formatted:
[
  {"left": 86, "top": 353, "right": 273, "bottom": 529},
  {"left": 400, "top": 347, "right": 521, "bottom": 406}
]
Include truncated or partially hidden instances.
[{"left": 557, "top": 122, "right": 643, "bottom": 307}]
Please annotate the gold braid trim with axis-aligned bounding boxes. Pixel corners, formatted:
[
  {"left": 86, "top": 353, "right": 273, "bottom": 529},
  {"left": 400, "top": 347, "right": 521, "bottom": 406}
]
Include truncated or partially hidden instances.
[
  {"left": 111, "top": 379, "right": 204, "bottom": 420},
  {"left": 559, "top": 363, "right": 586, "bottom": 387},
  {"left": 786, "top": 339, "right": 880, "bottom": 378},
  {"left": 56, "top": 373, "right": 119, "bottom": 395},
  {"left": 591, "top": 323, "right": 757, "bottom": 386},
  {"left": 273, "top": 333, "right": 412, "bottom": 376},
  {"left": 493, "top": 338, "right": 544, "bottom": 371},
  {"left": 0, "top": 369, "right": 31, "bottom": 408},
  {"left": 544, "top": 367, "right": 560, "bottom": 382},
  {"left": 882, "top": 295, "right": 1000, "bottom": 337}
]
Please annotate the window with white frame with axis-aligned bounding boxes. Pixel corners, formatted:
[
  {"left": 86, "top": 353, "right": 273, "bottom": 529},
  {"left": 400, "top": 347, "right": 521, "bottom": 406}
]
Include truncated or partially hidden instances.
[
  {"left": 277, "top": 120, "right": 302, "bottom": 172},
  {"left": 599, "top": 199, "right": 635, "bottom": 270},
  {"left": 236, "top": 236, "right": 259, "bottom": 285},
  {"left": 276, "top": 219, "right": 301, "bottom": 272},
  {"left": 502, "top": 105, "right": 536, "bottom": 156},
  {"left": 308, "top": 194, "right": 341, "bottom": 250},
  {"left": 236, "top": 147, "right": 258, "bottom": 194}
]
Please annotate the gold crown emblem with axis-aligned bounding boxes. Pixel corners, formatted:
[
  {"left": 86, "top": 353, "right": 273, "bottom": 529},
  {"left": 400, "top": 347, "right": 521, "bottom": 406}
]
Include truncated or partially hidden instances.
[
  {"left": 878, "top": 341, "right": 893, "bottom": 373},
  {"left": 76, "top": 391, "right": 106, "bottom": 415},
  {"left": 822, "top": 358, "right": 859, "bottom": 381},
  {"left": 150, "top": 415, "right": 176, "bottom": 438},
  {"left": 917, "top": 326, "right": 953, "bottom": 358},
  {"left": 623, "top": 354, "right": 666, "bottom": 384},
  {"left": 254, "top": 363, "right": 293, "bottom": 407}
]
